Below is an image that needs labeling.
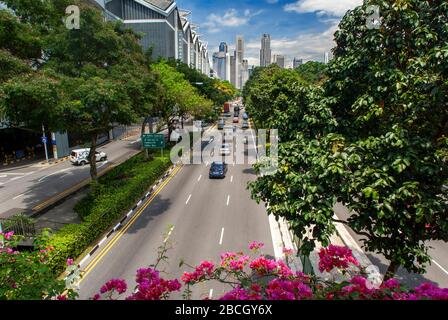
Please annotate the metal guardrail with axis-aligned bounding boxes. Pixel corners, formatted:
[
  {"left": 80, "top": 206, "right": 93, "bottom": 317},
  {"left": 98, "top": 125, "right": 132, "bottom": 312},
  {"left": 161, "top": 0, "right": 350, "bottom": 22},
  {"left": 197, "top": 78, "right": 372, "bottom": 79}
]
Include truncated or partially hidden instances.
[{"left": 0, "top": 217, "right": 36, "bottom": 237}]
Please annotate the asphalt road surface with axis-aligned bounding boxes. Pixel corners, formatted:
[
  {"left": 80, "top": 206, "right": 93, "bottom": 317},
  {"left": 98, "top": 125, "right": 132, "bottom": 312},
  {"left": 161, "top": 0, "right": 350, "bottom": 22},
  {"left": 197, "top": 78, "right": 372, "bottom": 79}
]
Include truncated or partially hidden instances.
[
  {"left": 0, "top": 137, "right": 143, "bottom": 218},
  {"left": 77, "top": 110, "right": 276, "bottom": 300}
]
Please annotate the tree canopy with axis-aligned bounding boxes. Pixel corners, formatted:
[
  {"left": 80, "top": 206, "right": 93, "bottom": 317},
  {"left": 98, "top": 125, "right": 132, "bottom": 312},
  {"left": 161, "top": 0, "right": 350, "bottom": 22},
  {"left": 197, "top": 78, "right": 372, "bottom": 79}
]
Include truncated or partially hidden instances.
[{"left": 247, "top": 0, "right": 448, "bottom": 279}]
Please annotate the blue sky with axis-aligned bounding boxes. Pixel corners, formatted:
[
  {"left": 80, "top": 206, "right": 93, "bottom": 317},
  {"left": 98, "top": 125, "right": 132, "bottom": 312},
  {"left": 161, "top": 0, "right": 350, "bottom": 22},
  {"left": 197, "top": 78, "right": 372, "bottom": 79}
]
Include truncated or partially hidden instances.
[{"left": 176, "top": 0, "right": 363, "bottom": 67}]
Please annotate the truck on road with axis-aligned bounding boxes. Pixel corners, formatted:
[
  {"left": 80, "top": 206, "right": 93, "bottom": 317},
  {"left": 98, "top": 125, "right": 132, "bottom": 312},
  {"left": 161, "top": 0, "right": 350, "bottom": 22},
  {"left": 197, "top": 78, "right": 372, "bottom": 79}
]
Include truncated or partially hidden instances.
[{"left": 223, "top": 102, "right": 231, "bottom": 114}]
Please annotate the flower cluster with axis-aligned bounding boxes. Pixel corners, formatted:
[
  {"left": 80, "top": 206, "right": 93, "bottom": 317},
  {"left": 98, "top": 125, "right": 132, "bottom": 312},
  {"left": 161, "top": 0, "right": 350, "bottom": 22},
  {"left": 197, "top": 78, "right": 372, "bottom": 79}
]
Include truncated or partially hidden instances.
[
  {"left": 249, "top": 256, "right": 278, "bottom": 275},
  {"left": 127, "top": 268, "right": 181, "bottom": 300},
  {"left": 220, "top": 252, "right": 250, "bottom": 272},
  {"left": 100, "top": 279, "right": 128, "bottom": 296},
  {"left": 265, "top": 279, "right": 313, "bottom": 300},
  {"left": 181, "top": 261, "right": 215, "bottom": 284},
  {"left": 249, "top": 241, "right": 265, "bottom": 251},
  {"left": 0, "top": 231, "right": 14, "bottom": 240},
  {"left": 318, "top": 245, "right": 360, "bottom": 273},
  {"left": 93, "top": 242, "right": 448, "bottom": 301},
  {"left": 220, "top": 286, "right": 263, "bottom": 300}
]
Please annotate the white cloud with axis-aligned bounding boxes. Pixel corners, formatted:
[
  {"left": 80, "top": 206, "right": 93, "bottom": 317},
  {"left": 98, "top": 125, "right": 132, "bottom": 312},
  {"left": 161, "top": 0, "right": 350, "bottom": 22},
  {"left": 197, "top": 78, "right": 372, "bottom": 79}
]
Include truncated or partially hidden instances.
[
  {"left": 203, "top": 9, "right": 263, "bottom": 34},
  {"left": 244, "top": 22, "right": 338, "bottom": 67},
  {"left": 284, "top": 0, "right": 362, "bottom": 17}
]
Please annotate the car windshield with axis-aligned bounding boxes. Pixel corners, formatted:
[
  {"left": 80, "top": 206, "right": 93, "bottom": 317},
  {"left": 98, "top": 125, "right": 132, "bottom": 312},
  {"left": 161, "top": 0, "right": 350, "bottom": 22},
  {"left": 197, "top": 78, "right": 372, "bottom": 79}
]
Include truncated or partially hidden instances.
[{"left": 211, "top": 163, "right": 223, "bottom": 170}]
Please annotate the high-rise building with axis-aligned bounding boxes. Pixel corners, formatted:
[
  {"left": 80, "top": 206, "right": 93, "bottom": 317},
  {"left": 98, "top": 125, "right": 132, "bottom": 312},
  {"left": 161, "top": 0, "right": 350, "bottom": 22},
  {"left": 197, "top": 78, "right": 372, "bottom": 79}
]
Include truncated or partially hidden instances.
[
  {"left": 274, "top": 54, "right": 285, "bottom": 68},
  {"left": 92, "top": 0, "right": 210, "bottom": 75},
  {"left": 293, "top": 57, "right": 303, "bottom": 69},
  {"left": 230, "top": 53, "right": 236, "bottom": 87},
  {"left": 212, "top": 51, "right": 227, "bottom": 80},
  {"left": 260, "top": 34, "right": 272, "bottom": 67},
  {"left": 324, "top": 52, "right": 330, "bottom": 64},
  {"left": 219, "top": 42, "right": 228, "bottom": 53},
  {"left": 235, "top": 35, "right": 245, "bottom": 89}
]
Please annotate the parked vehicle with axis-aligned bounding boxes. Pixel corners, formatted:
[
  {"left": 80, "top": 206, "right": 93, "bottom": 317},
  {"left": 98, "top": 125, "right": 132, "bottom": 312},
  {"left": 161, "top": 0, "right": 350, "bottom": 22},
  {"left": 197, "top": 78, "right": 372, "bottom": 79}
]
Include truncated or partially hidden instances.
[
  {"left": 209, "top": 161, "right": 228, "bottom": 179},
  {"left": 218, "top": 119, "right": 225, "bottom": 130},
  {"left": 70, "top": 148, "right": 107, "bottom": 166},
  {"left": 233, "top": 117, "right": 239, "bottom": 124},
  {"left": 242, "top": 113, "right": 249, "bottom": 120},
  {"left": 242, "top": 121, "right": 249, "bottom": 129}
]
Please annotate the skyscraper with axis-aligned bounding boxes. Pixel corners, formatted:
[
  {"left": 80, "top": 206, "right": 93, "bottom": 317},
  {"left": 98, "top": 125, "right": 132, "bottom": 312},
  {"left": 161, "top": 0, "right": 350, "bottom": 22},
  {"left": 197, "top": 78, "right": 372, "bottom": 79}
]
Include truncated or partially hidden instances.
[
  {"left": 230, "top": 53, "right": 236, "bottom": 87},
  {"left": 324, "top": 52, "right": 330, "bottom": 64},
  {"left": 274, "top": 54, "right": 285, "bottom": 68},
  {"left": 293, "top": 57, "right": 303, "bottom": 69},
  {"left": 219, "top": 42, "right": 228, "bottom": 53},
  {"left": 260, "top": 34, "right": 272, "bottom": 67},
  {"left": 235, "top": 35, "right": 244, "bottom": 89}
]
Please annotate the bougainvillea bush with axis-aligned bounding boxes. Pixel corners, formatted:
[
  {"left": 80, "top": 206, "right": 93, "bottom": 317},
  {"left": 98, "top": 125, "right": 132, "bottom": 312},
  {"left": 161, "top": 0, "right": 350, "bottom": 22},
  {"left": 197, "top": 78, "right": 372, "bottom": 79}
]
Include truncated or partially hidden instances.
[
  {"left": 0, "top": 231, "right": 77, "bottom": 300},
  {"left": 91, "top": 241, "right": 448, "bottom": 301}
]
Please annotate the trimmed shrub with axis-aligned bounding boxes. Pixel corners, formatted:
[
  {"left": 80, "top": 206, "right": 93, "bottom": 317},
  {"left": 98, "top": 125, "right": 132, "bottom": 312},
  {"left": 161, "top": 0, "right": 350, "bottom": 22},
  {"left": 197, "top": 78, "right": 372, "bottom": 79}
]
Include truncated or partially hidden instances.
[{"left": 44, "top": 152, "right": 171, "bottom": 274}]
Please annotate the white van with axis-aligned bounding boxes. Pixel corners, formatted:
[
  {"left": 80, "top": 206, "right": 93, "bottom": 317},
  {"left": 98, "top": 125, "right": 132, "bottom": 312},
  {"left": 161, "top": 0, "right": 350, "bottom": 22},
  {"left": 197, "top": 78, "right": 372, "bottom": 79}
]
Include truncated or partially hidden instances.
[{"left": 70, "top": 148, "right": 107, "bottom": 166}]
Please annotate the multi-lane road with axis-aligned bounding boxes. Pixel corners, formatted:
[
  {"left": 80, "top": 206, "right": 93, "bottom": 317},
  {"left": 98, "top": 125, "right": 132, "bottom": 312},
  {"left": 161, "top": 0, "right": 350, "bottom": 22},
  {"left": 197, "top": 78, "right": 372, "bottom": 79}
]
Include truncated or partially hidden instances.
[
  {"left": 0, "top": 137, "right": 142, "bottom": 218},
  {"left": 77, "top": 112, "right": 276, "bottom": 300}
]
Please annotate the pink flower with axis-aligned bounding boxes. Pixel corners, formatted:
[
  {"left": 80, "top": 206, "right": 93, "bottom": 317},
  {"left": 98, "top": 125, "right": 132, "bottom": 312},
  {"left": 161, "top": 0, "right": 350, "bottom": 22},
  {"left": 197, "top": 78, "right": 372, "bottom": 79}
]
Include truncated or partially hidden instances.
[
  {"left": 318, "top": 245, "right": 360, "bottom": 273},
  {"left": 100, "top": 279, "right": 127, "bottom": 295},
  {"left": 220, "top": 286, "right": 263, "bottom": 300},
  {"left": 181, "top": 261, "right": 215, "bottom": 284},
  {"left": 249, "top": 256, "right": 278, "bottom": 275},
  {"left": 92, "top": 294, "right": 101, "bottom": 300},
  {"left": 265, "top": 279, "right": 313, "bottom": 300},
  {"left": 56, "top": 295, "right": 68, "bottom": 301},
  {"left": 249, "top": 241, "right": 265, "bottom": 251},
  {"left": 66, "top": 259, "right": 74, "bottom": 266},
  {"left": 283, "top": 248, "right": 294, "bottom": 256},
  {"left": 0, "top": 231, "right": 14, "bottom": 240}
]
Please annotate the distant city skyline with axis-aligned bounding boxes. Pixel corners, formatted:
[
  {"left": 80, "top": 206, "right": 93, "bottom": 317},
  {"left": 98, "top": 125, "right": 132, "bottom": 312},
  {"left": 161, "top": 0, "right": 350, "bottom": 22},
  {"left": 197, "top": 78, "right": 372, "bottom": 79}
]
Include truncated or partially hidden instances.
[{"left": 176, "top": 0, "right": 363, "bottom": 68}]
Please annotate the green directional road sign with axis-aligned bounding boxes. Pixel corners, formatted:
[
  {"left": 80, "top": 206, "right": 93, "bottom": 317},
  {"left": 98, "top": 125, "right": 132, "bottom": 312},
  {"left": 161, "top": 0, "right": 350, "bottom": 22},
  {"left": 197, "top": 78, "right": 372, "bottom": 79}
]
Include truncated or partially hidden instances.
[{"left": 142, "top": 133, "right": 165, "bottom": 149}]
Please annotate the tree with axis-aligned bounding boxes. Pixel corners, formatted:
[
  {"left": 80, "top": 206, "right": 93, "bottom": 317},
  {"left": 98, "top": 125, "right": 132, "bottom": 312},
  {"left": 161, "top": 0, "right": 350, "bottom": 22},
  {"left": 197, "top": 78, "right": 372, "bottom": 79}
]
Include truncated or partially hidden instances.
[
  {"left": 248, "top": 0, "right": 448, "bottom": 281},
  {"left": 167, "top": 59, "right": 237, "bottom": 109},
  {"left": 62, "top": 76, "right": 136, "bottom": 179},
  {"left": 295, "top": 61, "right": 327, "bottom": 85},
  {"left": 151, "top": 61, "right": 213, "bottom": 137}
]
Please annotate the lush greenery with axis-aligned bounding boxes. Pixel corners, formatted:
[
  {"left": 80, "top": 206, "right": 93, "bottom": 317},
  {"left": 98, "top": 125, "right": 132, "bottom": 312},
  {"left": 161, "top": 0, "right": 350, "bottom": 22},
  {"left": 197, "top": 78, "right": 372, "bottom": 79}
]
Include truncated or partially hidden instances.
[
  {"left": 295, "top": 61, "right": 327, "bottom": 85},
  {"left": 246, "top": 0, "right": 448, "bottom": 280},
  {"left": 168, "top": 59, "right": 237, "bottom": 109},
  {"left": 0, "top": 230, "right": 77, "bottom": 300}
]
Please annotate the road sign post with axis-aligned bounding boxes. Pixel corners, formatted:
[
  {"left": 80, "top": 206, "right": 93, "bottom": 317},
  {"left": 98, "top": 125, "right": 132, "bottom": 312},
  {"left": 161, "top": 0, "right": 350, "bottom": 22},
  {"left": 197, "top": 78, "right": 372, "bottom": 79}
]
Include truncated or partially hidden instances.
[
  {"left": 141, "top": 134, "right": 165, "bottom": 159},
  {"left": 41, "top": 124, "right": 49, "bottom": 163}
]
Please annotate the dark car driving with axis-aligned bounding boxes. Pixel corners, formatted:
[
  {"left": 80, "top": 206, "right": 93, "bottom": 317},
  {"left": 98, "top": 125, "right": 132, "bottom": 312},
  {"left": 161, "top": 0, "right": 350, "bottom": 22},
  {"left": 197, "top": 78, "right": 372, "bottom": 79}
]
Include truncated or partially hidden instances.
[{"left": 209, "top": 161, "right": 228, "bottom": 179}]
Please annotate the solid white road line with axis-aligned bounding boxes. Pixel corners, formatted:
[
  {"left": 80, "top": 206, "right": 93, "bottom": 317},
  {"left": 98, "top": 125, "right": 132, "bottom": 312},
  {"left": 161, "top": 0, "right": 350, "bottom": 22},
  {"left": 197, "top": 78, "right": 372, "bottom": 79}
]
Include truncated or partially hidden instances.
[
  {"left": 209, "top": 289, "right": 214, "bottom": 299},
  {"left": 131, "top": 138, "right": 141, "bottom": 144},
  {"left": 432, "top": 259, "right": 448, "bottom": 276},
  {"left": 0, "top": 175, "right": 7, "bottom": 178},
  {"left": 197, "top": 175, "right": 202, "bottom": 182},
  {"left": 38, "top": 168, "right": 70, "bottom": 182},
  {"left": 186, "top": 194, "right": 192, "bottom": 205},
  {"left": 98, "top": 161, "right": 109, "bottom": 169},
  {"left": 230, "top": 176, "right": 234, "bottom": 183},
  {"left": 219, "top": 228, "right": 225, "bottom": 245},
  {"left": 60, "top": 173, "right": 71, "bottom": 179},
  {"left": 13, "top": 193, "right": 25, "bottom": 200},
  {"left": 226, "top": 195, "right": 230, "bottom": 206}
]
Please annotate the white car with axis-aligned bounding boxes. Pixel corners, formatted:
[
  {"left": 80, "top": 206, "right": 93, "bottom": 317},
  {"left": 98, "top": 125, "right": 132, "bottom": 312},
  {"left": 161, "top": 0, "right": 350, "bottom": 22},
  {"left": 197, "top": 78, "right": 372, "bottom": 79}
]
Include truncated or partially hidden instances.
[
  {"left": 219, "top": 144, "right": 231, "bottom": 156},
  {"left": 70, "top": 148, "right": 107, "bottom": 166}
]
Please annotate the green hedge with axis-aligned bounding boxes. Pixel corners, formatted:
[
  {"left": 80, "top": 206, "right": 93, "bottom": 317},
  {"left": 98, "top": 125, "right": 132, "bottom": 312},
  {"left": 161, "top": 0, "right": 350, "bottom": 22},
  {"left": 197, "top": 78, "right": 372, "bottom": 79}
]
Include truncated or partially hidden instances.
[{"left": 44, "top": 152, "right": 172, "bottom": 274}]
